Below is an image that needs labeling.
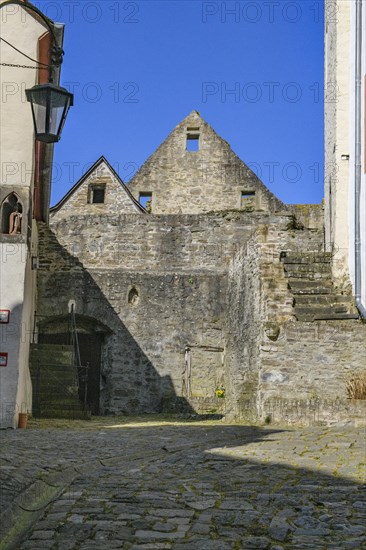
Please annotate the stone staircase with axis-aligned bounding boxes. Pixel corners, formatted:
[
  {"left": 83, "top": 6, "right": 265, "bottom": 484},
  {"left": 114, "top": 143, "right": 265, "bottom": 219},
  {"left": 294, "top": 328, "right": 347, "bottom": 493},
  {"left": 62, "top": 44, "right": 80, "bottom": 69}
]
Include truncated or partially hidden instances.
[
  {"left": 30, "top": 343, "right": 90, "bottom": 419},
  {"left": 281, "top": 252, "right": 359, "bottom": 322}
]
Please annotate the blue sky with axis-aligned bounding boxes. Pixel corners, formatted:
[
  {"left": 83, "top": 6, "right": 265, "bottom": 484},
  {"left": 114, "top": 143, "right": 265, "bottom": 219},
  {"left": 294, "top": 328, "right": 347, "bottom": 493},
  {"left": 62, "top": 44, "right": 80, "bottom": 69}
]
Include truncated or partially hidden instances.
[{"left": 36, "top": 0, "right": 324, "bottom": 205}]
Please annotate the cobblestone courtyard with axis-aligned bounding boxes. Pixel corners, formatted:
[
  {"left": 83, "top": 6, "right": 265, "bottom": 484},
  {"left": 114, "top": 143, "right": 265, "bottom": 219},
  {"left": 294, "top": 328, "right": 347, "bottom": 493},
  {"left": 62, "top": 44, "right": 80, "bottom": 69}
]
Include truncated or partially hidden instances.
[{"left": 0, "top": 417, "right": 365, "bottom": 549}]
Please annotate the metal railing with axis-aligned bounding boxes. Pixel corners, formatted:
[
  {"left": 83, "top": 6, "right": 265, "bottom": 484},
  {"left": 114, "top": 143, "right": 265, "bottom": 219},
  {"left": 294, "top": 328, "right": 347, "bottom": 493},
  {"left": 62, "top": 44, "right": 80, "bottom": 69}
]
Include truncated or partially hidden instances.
[{"left": 32, "top": 361, "right": 90, "bottom": 417}]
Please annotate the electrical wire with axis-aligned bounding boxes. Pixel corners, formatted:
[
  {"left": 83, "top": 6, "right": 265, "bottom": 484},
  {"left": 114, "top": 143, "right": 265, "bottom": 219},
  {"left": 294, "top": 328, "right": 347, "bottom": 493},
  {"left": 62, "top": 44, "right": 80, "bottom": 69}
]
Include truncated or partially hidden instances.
[{"left": 0, "top": 36, "right": 50, "bottom": 67}]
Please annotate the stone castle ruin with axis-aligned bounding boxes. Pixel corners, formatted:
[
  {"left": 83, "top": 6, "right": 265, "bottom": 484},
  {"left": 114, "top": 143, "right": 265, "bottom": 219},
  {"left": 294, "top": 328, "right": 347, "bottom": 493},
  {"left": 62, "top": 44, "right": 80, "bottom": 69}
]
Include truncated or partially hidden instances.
[{"left": 33, "top": 111, "right": 366, "bottom": 424}]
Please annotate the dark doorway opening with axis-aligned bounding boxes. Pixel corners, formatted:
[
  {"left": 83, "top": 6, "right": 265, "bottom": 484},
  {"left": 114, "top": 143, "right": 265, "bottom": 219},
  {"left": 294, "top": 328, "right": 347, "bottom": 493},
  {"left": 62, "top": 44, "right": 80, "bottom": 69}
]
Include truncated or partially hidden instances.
[
  {"left": 39, "top": 332, "right": 103, "bottom": 415},
  {"left": 77, "top": 333, "right": 102, "bottom": 415}
]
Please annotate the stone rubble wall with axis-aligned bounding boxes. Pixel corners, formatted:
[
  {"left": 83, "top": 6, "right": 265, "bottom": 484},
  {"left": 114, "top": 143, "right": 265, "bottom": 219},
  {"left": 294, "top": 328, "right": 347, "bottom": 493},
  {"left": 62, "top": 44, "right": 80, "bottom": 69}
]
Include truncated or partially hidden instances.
[
  {"left": 36, "top": 210, "right": 366, "bottom": 424},
  {"left": 225, "top": 228, "right": 262, "bottom": 421},
  {"left": 258, "top": 320, "right": 366, "bottom": 425},
  {"left": 226, "top": 223, "right": 366, "bottom": 425},
  {"left": 288, "top": 204, "right": 324, "bottom": 231},
  {"left": 37, "top": 222, "right": 228, "bottom": 414},
  {"left": 46, "top": 212, "right": 292, "bottom": 273}
]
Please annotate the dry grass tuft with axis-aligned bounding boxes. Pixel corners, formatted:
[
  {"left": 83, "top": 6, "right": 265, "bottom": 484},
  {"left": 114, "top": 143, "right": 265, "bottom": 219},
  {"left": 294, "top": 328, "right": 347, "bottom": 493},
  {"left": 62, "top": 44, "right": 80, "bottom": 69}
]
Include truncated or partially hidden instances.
[{"left": 346, "top": 371, "right": 366, "bottom": 400}]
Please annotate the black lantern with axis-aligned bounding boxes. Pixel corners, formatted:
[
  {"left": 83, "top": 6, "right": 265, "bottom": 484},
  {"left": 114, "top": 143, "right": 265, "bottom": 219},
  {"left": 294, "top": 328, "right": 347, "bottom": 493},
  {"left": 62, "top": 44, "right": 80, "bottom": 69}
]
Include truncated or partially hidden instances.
[{"left": 25, "top": 83, "right": 74, "bottom": 143}]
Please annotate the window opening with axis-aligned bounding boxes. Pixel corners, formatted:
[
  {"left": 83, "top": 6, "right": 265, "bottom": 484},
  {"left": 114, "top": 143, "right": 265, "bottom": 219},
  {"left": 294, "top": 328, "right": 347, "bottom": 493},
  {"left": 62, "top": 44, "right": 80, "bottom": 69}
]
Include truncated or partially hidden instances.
[
  {"left": 241, "top": 191, "right": 256, "bottom": 210},
  {"left": 128, "top": 287, "right": 139, "bottom": 305},
  {"left": 139, "top": 192, "right": 152, "bottom": 213},
  {"left": 186, "top": 128, "right": 200, "bottom": 152},
  {"left": 92, "top": 187, "right": 105, "bottom": 204},
  {"left": 186, "top": 134, "right": 199, "bottom": 152}
]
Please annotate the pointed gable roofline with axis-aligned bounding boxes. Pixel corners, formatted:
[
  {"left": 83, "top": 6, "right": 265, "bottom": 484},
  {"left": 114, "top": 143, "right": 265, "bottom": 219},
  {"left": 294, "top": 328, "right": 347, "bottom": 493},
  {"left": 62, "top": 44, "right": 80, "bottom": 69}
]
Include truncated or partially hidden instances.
[
  {"left": 128, "top": 110, "right": 287, "bottom": 213},
  {"left": 50, "top": 156, "right": 146, "bottom": 214}
]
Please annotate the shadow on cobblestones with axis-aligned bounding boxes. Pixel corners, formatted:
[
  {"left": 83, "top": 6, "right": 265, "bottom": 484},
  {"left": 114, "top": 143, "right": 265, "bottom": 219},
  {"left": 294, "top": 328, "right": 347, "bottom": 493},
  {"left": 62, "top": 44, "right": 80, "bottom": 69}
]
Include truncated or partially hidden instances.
[{"left": 1, "top": 419, "right": 365, "bottom": 549}]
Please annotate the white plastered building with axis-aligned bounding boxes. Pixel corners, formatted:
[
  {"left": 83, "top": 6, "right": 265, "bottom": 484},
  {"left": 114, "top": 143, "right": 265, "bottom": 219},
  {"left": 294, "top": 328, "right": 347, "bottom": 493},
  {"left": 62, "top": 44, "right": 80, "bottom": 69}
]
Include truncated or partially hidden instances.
[
  {"left": 324, "top": 0, "right": 366, "bottom": 318},
  {"left": 0, "top": 0, "right": 64, "bottom": 427}
]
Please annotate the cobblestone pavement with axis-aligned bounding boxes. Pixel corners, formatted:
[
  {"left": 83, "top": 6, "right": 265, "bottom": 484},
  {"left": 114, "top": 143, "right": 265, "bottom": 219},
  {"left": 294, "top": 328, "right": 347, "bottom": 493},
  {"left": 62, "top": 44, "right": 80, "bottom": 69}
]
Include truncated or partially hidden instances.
[{"left": 1, "top": 417, "right": 365, "bottom": 549}]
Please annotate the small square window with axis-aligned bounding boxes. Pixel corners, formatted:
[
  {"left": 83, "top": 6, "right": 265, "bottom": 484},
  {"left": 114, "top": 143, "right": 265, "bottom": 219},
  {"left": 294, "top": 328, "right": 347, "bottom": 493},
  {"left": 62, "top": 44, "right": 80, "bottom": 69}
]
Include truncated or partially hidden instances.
[
  {"left": 186, "top": 133, "right": 200, "bottom": 152},
  {"left": 92, "top": 187, "right": 105, "bottom": 204},
  {"left": 139, "top": 192, "right": 152, "bottom": 212},
  {"left": 241, "top": 191, "right": 256, "bottom": 210}
]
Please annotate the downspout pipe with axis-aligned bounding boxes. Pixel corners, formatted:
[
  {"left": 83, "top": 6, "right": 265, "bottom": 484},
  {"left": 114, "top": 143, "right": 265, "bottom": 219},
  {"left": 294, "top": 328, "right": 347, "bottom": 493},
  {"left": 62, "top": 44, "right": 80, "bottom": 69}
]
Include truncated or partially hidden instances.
[{"left": 354, "top": 0, "right": 366, "bottom": 319}]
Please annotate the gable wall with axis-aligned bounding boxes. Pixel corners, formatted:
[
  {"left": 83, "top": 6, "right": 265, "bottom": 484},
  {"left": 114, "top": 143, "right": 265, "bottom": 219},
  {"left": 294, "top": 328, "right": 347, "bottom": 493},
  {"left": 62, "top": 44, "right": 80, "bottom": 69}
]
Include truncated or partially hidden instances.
[
  {"left": 51, "top": 163, "right": 139, "bottom": 219},
  {"left": 127, "top": 112, "right": 286, "bottom": 215}
]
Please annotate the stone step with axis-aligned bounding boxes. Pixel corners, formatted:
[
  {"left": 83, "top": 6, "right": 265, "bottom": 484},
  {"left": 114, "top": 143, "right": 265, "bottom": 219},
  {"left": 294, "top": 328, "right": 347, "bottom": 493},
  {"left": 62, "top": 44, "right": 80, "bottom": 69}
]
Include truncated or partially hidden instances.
[
  {"left": 282, "top": 253, "right": 332, "bottom": 264},
  {"left": 295, "top": 306, "right": 360, "bottom": 321},
  {"left": 313, "top": 313, "right": 360, "bottom": 321},
  {"left": 294, "top": 305, "right": 351, "bottom": 317},
  {"left": 294, "top": 295, "right": 355, "bottom": 307},
  {"left": 288, "top": 280, "right": 333, "bottom": 294},
  {"left": 34, "top": 396, "right": 80, "bottom": 406},
  {"left": 31, "top": 344, "right": 74, "bottom": 352},
  {"left": 30, "top": 353, "right": 74, "bottom": 366},
  {"left": 296, "top": 312, "right": 360, "bottom": 321},
  {"left": 284, "top": 263, "right": 331, "bottom": 274},
  {"left": 286, "top": 271, "right": 331, "bottom": 280},
  {"left": 30, "top": 369, "right": 77, "bottom": 387},
  {"left": 282, "top": 252, "right": 358, "bottom": 322},
  {"left": 30, "top": 364, "right": 78, "bottom": 375},
  {"left": 31, "top": 380, "right": 78, "bottom": 391}
]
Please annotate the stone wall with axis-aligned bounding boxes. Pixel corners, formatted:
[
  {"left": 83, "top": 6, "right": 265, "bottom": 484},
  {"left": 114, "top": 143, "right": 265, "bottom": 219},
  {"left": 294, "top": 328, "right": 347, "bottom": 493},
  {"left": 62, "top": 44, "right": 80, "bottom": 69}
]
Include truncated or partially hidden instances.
[
  {"left": 257, "top": 228, "right": 366, "bottom": 425},
  {"left": 36, "top": 212, "right": 291, "bottom": 416},
  {"left": 47, "top": 212, "right": 292, "bottom": 274},
  {"left": 34, "top": 105, "right": 366, "bottom": 425},
  {"left": 224, "top": 222, "right": 366, "bottom": 425},
  {"left": 36, "top": 222, "right": 228, "bottom": 414},
  {"left": 35, "top": 210, "right": 366, "bottom": 424},
  {"left": 258, "top": 319, "right": 366, "bottom": 425},
  {"left": 288, "top": 204, "right": 324, "bottom": 231}
]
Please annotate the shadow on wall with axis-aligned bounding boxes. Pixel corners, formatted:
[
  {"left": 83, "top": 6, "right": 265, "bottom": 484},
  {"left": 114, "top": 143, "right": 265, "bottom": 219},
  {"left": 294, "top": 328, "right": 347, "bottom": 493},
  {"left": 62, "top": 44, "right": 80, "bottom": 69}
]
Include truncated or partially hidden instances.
[{"left": 36, "top": 225, "right": 197, "bottom": 416}]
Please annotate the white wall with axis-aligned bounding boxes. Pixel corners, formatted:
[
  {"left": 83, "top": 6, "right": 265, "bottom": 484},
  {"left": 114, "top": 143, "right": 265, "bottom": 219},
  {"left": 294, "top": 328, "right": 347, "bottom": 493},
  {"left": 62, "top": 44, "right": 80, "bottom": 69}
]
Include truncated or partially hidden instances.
[
  {"left": 324, "top": 0, "right": 366, "bottom": 307},
  {"left": 0, "top": 245, "right": 29, "bottom": 427},
  {"left": 359, "top": 0, "right": 366, "bottom": 311},
  {"left": 0, "top": 1, "right": 49, "bottom": 427},
  {"left": 332, "top": 0, "right": 352, "bottom": 287},
  {"left": 0, "top": 0, "right": 46, "bottom": 187},
  {"left": 348, "top": 0, "right": 366, "bottom": 314}
]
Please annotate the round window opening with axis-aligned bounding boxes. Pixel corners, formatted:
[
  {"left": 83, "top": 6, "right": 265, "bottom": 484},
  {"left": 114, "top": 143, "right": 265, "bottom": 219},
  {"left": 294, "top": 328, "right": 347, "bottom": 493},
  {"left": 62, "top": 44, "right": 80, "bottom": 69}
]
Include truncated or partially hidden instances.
[{"left": 128, "top": 287, "right": 139, "bottom": 305}]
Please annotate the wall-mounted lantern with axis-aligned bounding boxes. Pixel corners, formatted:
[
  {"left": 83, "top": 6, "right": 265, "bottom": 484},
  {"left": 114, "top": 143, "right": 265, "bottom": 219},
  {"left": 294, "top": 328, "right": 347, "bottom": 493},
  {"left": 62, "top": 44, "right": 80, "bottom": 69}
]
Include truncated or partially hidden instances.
[{"left": 25, "top": 84, "right": 73, "bottom": 143}]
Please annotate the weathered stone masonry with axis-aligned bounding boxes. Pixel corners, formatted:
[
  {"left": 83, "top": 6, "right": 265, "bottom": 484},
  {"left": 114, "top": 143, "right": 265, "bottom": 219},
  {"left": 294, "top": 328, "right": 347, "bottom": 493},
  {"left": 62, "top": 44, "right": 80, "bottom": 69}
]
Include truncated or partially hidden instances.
[{"left": 35, "top": 111, "right": 366, "bottom": 424}]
